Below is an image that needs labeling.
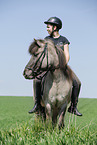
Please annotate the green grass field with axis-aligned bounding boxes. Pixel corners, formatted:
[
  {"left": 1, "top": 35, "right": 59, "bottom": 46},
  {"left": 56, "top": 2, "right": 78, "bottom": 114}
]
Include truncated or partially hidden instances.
[{"left": 0, "top": 96, "right": 97, "bottom": 144}]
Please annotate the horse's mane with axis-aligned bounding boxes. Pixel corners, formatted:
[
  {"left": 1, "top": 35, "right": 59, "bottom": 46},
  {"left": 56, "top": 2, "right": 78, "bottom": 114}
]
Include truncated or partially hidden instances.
[
  {"left": 55, "top": 45, "right": 72, "bottom": 80},
  {"left": 55, "top": 45, "right": 66, "bottom": 69},
  {"left": 45, "top": 39, "right": 72, "bottom": 80}
]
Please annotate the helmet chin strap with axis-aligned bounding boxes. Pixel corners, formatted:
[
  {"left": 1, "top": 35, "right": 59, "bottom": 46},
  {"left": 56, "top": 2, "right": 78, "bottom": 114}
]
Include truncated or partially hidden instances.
[{"left": 50, "top": 25, "right": 58, "bottom": 37}]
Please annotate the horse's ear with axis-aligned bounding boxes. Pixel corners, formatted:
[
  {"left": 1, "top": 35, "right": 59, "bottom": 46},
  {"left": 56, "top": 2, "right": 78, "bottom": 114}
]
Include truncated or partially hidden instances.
[
  {"left": 34, "top": 38, "right": 40, "bottom": 47},
  {"left": 34, "top": 38, "right": 37, "bottom": 42},
  {"left": 34, "top": 38, "right": 38, "bottom": 45},
  {"left": 34, "top": 38, "right": 45, "bottom": 47}
]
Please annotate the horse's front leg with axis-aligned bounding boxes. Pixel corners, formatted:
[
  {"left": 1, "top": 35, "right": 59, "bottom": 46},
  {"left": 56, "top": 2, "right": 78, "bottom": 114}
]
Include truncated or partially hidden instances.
[
  {"left": 58, "top": 103, "right": 67, "bottom": 129},
  {"left": 45, "top": 103, "right": 52, "bottom": 123}
]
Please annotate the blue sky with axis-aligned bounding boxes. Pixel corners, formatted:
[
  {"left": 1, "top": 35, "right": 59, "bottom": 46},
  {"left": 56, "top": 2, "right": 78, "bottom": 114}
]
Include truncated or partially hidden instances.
[{"left": 0, "top": 0, "right": 97, "bottom": 98}]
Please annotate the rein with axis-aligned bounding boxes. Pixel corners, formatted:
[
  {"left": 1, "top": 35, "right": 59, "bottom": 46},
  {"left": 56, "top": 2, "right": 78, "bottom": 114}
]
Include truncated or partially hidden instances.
[
  {"left": 26, "top": 43, "right": 50, "bottom": 80},
  {"left": 33, "top": 43, "right": 48, "bottom": 71}
]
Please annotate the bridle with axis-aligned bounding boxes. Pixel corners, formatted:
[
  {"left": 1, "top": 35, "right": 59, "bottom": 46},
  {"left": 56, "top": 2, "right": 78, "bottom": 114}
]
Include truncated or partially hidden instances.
[{"left": 26, "top": 43, "right": 51, "bottom": 80}]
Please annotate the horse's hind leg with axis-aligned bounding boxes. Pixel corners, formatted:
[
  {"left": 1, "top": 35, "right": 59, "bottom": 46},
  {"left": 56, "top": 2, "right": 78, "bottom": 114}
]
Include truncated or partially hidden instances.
[
  {"left": 45, "top": 103, "right": 52, "bottom": 122},
  {"left": 52, "top": 107, "right": 58, "bottom": 128},
  {"left": 58, "top": 103, "right": 67, "bottom": 129},
  {"left": 58, "top": 110, "right": 66, "bottom": 129}
]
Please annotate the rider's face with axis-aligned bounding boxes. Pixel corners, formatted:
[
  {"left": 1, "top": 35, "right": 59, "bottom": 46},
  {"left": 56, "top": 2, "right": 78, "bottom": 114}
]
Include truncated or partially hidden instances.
[{"left": 46, "top": 24, "right": 53, "bottom": 35}]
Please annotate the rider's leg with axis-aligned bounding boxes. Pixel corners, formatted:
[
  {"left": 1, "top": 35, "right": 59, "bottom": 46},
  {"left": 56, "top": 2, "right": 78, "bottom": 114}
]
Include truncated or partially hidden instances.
[
  {"left": 29, "top": 79, "right": 42, "bottom": 114},
  {"left": 68, "top": 72, "right": 82, "bottom": 116}
]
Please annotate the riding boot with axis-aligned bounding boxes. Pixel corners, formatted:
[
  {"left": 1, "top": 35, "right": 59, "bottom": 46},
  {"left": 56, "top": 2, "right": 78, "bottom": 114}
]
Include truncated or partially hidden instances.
[
  {"left": 68, "top": 79, "right": 82, "bottom": 116},
  {"left": 29, "top": 80, "right": 42, "bottom": 114}
]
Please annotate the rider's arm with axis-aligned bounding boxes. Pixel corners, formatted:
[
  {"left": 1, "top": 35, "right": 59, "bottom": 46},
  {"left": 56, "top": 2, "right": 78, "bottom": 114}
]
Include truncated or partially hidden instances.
[{"left": 63, "top": 44, "right": 70, "bottom": 64}]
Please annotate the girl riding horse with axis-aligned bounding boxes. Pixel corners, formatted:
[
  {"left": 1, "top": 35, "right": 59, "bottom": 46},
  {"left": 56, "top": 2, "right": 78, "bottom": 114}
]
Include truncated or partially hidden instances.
[{"left": 28, "top": 17, "right": 82, "bottom": 117}]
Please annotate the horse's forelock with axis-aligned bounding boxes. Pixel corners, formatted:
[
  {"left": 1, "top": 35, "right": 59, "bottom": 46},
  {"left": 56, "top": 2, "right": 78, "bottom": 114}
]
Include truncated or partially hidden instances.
[
  {"left": 29, "top": 41, "right": 38, "bottom": 55},
  {"left": 29, "top": 39, "right": 46, "bottom": 55}
]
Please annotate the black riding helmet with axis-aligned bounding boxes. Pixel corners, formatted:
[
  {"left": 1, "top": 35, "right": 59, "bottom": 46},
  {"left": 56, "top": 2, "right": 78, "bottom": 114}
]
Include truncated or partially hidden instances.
[{"left": 44, "top": 17, "right": 62, "bottom": 30}]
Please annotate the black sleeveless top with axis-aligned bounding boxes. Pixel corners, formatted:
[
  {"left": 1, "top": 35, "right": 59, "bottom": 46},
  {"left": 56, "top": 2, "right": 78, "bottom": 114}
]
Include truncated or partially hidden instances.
[{"left": 45, "top": 35, "right": 70, "bottom": 51}]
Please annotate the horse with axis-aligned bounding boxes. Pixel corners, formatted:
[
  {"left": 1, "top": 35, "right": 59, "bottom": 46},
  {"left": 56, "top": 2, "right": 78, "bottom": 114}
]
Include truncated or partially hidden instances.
[{"left": 23, "top": 39, "right": 73, "bottom": 129}]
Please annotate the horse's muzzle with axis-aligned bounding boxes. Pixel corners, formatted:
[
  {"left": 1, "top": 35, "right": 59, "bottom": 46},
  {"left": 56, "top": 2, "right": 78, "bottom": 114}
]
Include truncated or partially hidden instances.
[{"left": 23, "top": 68, "right": 34, "bottom": 79}]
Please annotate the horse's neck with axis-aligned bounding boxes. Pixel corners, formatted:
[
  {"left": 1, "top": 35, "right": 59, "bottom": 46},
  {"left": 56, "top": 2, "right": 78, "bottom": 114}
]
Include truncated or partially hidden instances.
[{"left": 51, "top": 69, "right": 66, "bottom": 82}]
